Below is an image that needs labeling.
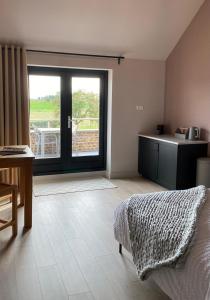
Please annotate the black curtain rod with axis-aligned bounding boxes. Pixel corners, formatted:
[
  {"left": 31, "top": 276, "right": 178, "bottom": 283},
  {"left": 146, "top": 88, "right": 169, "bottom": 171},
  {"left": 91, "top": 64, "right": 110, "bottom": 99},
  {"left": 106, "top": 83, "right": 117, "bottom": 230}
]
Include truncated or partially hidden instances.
[{"left": 27, "top": 49, "right": 125, "bottom": 64}]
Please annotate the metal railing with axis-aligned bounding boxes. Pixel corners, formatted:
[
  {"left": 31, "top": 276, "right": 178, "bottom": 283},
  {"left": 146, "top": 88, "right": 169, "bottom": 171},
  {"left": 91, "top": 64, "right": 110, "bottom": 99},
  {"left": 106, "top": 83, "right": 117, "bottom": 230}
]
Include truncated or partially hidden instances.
[
  {"left": 30, "top": 118, "right": 99, "bottom": 158},
  {"left": 30, "top": 117, "right": 99, "bottom": 130}
]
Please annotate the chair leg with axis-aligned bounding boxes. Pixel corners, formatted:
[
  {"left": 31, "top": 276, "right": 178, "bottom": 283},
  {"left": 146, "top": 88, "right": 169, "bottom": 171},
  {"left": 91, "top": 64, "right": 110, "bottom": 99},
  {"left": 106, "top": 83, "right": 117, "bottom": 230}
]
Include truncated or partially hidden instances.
[
  {"left": 12, "top": 189, "right": 18, "bottom": 237},
  {"left": 119, "top": 243, "right": 122, "bottom": 254}
]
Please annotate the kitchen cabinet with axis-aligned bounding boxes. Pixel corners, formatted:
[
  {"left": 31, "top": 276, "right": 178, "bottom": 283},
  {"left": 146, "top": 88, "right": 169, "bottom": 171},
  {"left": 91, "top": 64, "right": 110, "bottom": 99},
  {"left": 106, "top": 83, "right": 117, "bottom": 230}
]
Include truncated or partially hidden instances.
[{"left": 138, "top": 135, "right": 208, "bottom": 190}]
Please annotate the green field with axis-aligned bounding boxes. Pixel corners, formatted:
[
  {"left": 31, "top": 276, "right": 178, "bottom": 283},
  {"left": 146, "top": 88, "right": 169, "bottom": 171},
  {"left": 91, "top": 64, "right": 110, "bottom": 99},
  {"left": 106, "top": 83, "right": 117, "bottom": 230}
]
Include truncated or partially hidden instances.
[
  {"left": 30, "top": 99, "right": 59, "bottom": 112},
  {"left": 30, "top": 99, "right": 58, "bottom": 119},
  {"left": 30, "top": 99, "right": 99, "bottom": 130}
]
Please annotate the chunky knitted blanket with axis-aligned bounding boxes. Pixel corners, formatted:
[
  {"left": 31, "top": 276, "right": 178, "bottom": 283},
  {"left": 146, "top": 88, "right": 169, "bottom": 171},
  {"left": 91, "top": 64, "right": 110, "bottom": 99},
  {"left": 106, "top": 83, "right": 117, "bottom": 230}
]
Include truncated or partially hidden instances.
[{"left": 127, "top": 186, "right": 207, "bottom": 280}]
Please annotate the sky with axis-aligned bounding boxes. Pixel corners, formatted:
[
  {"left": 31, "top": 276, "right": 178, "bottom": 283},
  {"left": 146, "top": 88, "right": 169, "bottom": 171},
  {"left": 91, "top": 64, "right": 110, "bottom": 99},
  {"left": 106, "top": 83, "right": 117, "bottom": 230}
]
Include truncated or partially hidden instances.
[{"left": 29, "top": 75, "right": 100, "bottom": 99}]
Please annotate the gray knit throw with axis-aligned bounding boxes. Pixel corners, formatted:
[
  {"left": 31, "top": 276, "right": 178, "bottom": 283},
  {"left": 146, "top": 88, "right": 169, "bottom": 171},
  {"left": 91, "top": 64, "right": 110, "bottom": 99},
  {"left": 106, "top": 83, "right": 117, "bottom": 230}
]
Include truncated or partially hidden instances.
[{"left": 127, "top": 186, "right": 207, "bottom": 280}]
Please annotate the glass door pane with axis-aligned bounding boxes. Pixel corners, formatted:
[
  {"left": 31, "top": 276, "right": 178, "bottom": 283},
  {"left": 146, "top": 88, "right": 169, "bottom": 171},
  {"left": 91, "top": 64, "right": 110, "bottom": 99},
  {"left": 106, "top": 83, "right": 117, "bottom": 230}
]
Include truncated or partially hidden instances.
[
  {"left": 29, "top": 75, "right": 61, "bottom": 159},
  {"left": 28, "top": 66, "right": 107, "bottom": 175},
  {"left": 71, "top": 77, "right": 100, "bottom": 157}
]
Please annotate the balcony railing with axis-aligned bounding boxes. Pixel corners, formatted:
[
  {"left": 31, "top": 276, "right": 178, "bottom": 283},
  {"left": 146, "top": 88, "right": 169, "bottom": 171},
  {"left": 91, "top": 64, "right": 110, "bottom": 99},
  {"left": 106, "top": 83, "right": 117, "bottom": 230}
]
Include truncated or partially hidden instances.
[{"left": 30, "top": 118, "right": 99, "bottom": 158}]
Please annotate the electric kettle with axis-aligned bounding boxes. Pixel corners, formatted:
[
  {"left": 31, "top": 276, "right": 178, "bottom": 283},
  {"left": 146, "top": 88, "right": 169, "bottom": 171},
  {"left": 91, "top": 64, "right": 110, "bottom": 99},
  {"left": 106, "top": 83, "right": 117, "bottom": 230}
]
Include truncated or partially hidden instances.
[{"left": 187, "top": 127, "right": 200, "bottom": 140}]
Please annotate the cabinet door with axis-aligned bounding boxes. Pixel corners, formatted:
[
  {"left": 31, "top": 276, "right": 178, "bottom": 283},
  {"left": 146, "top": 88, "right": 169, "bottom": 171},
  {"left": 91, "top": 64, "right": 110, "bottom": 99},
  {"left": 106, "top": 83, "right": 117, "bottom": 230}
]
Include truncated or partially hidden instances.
[
  {"left": 177, "top": 144, "right": 208, "bottom": 189},
  {"left": 139, "top": 138, "right": 159, "bottom": 181},
  {"left": 157, "top": 142, "right": 177, "bottom": 189}
]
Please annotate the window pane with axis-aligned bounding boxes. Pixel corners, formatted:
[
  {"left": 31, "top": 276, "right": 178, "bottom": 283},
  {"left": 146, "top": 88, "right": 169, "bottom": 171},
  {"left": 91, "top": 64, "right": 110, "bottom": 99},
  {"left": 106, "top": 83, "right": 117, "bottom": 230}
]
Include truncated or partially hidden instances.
[
  {"left": 29, "top": 75, "right": 61, "bottom": 159},
  {"left": 72, "top": 77, "right": 100, "bottom": 157}
]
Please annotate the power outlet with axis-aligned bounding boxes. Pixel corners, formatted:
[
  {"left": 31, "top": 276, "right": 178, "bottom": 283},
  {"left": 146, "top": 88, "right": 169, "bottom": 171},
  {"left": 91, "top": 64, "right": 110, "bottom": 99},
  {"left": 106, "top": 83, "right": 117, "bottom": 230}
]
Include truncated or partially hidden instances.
[{"left": 136, "top": 105, "right": 144, "bottom": 111}]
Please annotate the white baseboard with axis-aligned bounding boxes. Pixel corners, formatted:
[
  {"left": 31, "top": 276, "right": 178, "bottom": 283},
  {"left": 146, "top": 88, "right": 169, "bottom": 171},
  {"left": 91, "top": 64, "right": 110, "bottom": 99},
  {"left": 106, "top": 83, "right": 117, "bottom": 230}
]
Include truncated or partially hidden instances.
[
  {"left": 33, "top": 170, "right": 139, "bottom": 183},
  {"left": 33, "top": 170, "right": 106, "bottom": 184}
]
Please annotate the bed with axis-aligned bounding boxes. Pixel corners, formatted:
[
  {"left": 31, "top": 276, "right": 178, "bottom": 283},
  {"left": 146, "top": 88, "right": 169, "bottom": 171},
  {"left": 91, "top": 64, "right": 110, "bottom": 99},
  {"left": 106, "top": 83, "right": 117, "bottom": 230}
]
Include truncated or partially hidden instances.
[{"left": 114, "top": 189, "right": 210, "bottom": 300}]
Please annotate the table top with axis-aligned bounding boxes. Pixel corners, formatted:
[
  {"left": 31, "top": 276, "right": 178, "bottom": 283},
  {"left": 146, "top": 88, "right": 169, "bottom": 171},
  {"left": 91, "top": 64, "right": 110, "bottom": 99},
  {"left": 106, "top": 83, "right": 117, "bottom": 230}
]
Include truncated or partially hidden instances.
[
  {"left": 0, "top": 146, "right": 35, "bottom": 159},
  {"left": 37, "top": 128, "right": 60, "bottom": 133}
]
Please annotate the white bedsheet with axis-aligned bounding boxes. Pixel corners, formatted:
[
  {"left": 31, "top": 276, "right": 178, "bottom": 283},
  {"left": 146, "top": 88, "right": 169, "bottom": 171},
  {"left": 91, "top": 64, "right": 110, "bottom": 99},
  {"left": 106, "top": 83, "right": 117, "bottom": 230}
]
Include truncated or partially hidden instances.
[{"left": 114, "top": 190, "right": 210, "bottom": 300}]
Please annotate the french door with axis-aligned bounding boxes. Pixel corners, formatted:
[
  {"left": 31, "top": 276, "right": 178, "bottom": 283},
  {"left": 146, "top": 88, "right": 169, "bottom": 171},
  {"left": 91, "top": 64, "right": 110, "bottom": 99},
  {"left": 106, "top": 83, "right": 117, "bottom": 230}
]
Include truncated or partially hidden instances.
[{"left": 28, "top": 66, "right": 108, "bottom": 175}]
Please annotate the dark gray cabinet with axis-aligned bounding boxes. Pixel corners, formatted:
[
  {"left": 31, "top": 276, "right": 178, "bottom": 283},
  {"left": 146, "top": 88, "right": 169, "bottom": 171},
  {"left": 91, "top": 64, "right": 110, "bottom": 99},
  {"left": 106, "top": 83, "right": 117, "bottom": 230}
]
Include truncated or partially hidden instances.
[
  {"left": 138, "top": 136, "right": 208, "bottom": 190},
  {"left": 139, "top": 139, "right": 159, "bottom": 181}
]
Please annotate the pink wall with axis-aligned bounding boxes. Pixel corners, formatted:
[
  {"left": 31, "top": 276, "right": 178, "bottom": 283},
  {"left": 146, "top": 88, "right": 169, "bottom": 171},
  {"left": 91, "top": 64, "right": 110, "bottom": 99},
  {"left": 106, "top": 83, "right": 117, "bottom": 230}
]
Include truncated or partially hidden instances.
[{"left": 164, "top": 0, "right": 210, "bottom": 141}]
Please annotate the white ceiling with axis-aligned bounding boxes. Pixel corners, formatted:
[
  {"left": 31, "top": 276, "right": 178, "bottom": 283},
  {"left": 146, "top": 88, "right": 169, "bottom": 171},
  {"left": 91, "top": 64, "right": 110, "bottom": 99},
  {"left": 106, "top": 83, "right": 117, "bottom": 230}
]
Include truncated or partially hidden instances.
[{"left": 0, "top": 0, "right": 205, "bottom": 60}]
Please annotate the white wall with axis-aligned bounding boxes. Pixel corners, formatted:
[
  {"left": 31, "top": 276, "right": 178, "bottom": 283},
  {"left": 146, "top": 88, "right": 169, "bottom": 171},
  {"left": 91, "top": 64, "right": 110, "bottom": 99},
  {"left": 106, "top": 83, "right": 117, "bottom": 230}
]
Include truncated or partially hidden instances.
[{"left": 27, "top": 53, "right": 165, "bottom": 178}]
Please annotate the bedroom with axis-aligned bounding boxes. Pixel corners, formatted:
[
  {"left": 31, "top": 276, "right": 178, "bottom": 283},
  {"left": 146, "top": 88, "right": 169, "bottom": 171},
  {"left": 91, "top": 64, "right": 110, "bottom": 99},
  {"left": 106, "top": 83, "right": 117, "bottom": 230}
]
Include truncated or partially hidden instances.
[{"left": 0, "top": 0, "right": 210, "bottom": 299}]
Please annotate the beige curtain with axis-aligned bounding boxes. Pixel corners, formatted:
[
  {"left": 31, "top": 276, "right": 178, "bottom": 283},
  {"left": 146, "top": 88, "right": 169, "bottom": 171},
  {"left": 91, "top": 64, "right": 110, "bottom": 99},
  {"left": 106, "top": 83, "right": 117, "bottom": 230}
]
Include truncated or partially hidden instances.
[{"left": 0, "top": 45, "right": 30, "bottom": 184}]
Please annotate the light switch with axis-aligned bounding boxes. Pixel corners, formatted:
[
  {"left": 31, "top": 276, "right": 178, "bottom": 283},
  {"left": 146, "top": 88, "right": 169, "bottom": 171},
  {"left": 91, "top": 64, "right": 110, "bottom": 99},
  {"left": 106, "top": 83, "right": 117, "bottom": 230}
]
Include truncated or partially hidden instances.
[{"left": 136, "top": 105, "right": 144, "bottom": 111}]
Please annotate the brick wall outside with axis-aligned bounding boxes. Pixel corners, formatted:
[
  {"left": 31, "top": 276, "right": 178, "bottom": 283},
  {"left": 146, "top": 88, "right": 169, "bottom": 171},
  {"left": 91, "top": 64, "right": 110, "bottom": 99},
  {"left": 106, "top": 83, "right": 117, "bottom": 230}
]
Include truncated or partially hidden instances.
[
  {"left": 30, "top": 129, "right": 99, "bottom": 157},
  {"left": 72, "top": 130, "right": 99, "bottom": 152}
]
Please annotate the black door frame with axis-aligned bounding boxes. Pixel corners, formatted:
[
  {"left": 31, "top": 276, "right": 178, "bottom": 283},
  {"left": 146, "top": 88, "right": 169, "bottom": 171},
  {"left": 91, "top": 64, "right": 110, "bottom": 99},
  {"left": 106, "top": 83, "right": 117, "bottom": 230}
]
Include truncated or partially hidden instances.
[{"left": 28, "top": 66, "right": 108, "bottom": 175}]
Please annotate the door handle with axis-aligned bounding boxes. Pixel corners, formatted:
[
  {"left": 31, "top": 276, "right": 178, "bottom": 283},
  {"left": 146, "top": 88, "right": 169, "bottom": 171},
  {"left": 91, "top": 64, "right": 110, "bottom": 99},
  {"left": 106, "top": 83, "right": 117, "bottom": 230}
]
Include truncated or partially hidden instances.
[{"left": 68, "top": 116, "right": 72, "bottom": 129}]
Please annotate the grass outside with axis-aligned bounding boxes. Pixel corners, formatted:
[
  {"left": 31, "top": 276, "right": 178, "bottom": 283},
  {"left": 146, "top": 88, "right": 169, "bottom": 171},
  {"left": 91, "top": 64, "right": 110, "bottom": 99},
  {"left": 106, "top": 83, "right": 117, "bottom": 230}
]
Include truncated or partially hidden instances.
[
  {"left": 30, "top": 100, "right": 99, "bottom": 130},
  {"left": 30, "top": 100, "right": 59, "bottom": 112}
]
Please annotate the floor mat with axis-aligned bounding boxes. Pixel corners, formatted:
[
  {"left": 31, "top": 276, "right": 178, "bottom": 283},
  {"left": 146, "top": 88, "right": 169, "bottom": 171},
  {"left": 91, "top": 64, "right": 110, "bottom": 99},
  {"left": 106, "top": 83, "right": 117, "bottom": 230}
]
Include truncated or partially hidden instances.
[{"left": 33, "top": 176, "right": 117, "bottom": 196}]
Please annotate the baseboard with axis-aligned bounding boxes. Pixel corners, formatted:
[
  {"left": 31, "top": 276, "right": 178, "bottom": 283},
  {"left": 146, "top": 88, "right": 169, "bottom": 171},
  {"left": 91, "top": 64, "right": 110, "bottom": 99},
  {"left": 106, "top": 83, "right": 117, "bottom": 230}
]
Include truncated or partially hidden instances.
[
  {"left": 107, "top": 170, "right": 139, "bottom": 179},
  {"left": 33, "top": 170, "right": 107, "bottom": 184},
  {"left": 33, "top": 170, "right": 139, "bottom": 183}
]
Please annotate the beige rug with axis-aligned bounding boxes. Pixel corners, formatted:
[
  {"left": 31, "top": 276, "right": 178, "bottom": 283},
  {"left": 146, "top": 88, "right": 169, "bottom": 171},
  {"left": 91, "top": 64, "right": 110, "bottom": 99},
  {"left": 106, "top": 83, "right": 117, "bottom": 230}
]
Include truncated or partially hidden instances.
[{"left": 33, "top": 176, "right": 117, "bottom": 196}]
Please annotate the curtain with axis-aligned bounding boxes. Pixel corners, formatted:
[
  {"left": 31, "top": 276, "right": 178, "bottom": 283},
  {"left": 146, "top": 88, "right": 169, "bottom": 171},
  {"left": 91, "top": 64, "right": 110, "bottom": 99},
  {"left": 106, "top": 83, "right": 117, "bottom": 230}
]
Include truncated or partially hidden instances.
[{"left": 0, "top": 45, "right": 30, "bottom": 184}]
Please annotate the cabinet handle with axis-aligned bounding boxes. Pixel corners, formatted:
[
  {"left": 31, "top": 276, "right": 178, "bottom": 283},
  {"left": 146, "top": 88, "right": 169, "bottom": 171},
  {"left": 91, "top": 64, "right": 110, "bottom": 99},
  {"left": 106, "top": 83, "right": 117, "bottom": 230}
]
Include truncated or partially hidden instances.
[{"left": 154, "top": 143, "right": 159, "bottom": 151}]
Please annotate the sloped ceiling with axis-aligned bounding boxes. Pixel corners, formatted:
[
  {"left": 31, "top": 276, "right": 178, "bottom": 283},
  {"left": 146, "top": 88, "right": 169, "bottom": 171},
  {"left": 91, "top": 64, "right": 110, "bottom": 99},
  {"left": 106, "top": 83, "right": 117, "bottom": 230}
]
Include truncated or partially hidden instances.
[{"left": 0, "top": 0, "right": 205, "bottom": 60}]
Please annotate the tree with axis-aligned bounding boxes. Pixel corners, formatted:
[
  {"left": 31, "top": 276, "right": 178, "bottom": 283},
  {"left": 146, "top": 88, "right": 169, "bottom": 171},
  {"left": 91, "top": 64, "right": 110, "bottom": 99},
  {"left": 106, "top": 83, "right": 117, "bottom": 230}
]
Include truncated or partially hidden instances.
[
  {"left": 72, "top": 90, "right": 99, "bottom": 126},
  {"left": 30, "top": 90, "right": 99, "bottom": 129}
]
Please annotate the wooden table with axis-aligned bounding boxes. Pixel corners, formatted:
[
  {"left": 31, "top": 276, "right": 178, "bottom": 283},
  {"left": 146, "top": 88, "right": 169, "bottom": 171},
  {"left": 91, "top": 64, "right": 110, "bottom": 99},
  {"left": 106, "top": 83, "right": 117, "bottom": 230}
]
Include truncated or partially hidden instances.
[{"left": 0, "top": 146, "right": 35, "bottom": 229}]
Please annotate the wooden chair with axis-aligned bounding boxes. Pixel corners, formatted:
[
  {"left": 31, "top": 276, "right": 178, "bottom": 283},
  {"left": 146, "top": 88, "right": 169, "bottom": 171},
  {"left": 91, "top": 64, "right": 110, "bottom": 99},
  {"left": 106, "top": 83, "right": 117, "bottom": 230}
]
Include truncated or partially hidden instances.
[
  {"left": 0, "top": 183, "right": 18, "bottom": 237},
  {"left": 0, "top": 167, "right": 22, "bottom": 205}
]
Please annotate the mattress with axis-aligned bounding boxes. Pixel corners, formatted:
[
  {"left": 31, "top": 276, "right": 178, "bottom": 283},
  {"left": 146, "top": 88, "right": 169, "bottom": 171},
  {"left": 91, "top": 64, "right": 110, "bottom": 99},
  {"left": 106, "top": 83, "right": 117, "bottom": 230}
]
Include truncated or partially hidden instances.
[{"left": 114, "top": 190, "right": 210, "bottom": 300}]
